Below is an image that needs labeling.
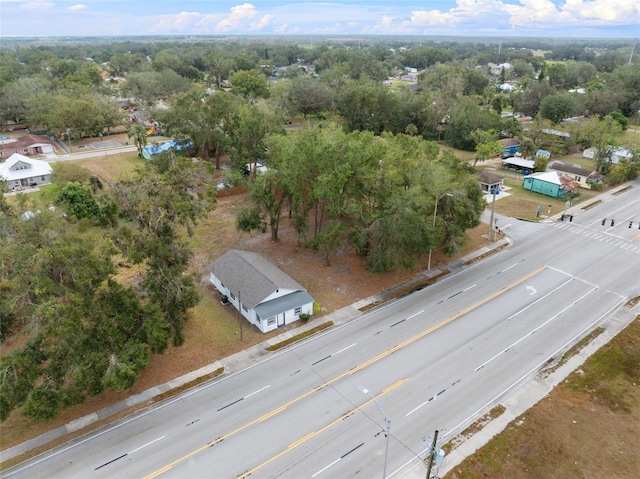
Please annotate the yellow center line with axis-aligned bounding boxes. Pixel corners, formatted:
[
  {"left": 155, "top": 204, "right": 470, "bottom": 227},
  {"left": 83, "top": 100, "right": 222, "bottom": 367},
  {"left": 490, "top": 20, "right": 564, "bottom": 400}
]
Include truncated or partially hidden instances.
[
  {"left": 143, "top": 265, "right": 546, "bottom": 479},
  {"left": 238, "top": 378, "right": 409, "bottom": 479}
]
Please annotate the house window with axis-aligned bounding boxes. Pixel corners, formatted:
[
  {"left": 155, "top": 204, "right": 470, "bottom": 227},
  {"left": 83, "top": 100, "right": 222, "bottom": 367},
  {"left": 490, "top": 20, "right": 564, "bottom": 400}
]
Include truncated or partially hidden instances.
[
  {"left": 242, "top": 305, "right": 248, "bottom": 312},
  {"left": 294, "top": 306, "right": 302, "bottom": 315},
  {"left": 267, "top": 317, "right": 276, "bottom": 325},
  {"left": 229, "top": 292, "right": 236, "bottom": 300},
  {"left": 23, "top": 148, "right": 29, "bottom": 153},
  {"left": 41, "top": 176, "right": 46, "bottom": 181}
]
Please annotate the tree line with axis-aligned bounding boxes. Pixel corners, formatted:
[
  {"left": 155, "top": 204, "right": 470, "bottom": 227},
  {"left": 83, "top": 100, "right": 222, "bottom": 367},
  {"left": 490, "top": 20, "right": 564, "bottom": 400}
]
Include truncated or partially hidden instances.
[
  {"left": 236, "top": 124, "right": 486, "bottom": 272},
  {"left": 0, "top": 156, "right": 217, "bottom": 420}
]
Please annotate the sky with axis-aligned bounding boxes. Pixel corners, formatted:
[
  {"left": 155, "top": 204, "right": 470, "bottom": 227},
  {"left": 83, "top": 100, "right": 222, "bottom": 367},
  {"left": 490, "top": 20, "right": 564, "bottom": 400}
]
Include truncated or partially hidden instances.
[{"left": 0, "top": 0, "right": 639, "bottom": 38}]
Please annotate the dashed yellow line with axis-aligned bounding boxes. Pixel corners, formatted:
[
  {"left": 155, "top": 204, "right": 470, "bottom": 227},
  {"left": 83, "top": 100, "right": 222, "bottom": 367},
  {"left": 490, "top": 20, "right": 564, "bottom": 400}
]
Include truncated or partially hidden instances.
[
  {"left": 239, "top": 378, "right": 409, "bottom": 479},
  {"left": 143, "top": 265, "right": 546, "bottom": 479}
]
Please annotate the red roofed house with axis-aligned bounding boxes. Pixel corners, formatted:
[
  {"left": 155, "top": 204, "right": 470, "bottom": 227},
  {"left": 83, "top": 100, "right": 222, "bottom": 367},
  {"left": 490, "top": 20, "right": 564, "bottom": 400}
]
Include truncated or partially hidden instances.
[{"left": 0, "top": 134, "right": 56, "bottom": 160}]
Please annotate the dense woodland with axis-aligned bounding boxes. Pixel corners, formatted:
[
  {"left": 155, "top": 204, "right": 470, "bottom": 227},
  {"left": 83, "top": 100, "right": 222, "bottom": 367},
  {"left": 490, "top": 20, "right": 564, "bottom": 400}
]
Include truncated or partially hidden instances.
[{"left": 1, "top": 36, "right": 639, "bottom": 421}]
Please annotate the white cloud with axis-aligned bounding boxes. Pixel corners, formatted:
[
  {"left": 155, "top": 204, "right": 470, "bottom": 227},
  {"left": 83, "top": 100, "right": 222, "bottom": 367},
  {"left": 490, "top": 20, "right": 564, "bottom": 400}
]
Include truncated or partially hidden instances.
[
  {"left": 215, "top": 3, "right": 258, "bottom": 31},
  {"left": 67, "top": 4, "right": 87, "bottom": 12},
  {"left": 20, "top": 1, "right": 54, "bottom": 10},
  {"left": 368, "top": 0, "right": 640, "bottom": 34},
  {"left": 560, "top": 0, "right": 640, "bottom": 23},
  {"left": 274, "top": 23, "right": 289, "bottom": 33},
  {"left": 151, "top": 11, "right": 213, "bottom": 32},
  {"left": 250, "top": 14, "right": 274, "bottom": 30}
]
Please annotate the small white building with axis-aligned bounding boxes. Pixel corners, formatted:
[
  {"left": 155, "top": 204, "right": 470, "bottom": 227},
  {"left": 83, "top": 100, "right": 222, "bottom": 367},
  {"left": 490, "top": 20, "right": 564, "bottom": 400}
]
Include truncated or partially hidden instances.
[
  {"left": 208, "top": 250, "right": 314, "bottom": 333},
  {"left": 583, "top": 146, "right": 633, "bottom": 165},
  {"left": 0, "top": 153, "right": 53, "bottom": 191}
]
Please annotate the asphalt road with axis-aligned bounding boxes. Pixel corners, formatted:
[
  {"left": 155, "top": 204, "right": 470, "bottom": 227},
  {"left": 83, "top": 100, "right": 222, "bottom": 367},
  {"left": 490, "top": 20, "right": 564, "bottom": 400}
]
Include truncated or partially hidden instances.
[{"left": 4, "top": 183, "right": 639, "bottom": 479}]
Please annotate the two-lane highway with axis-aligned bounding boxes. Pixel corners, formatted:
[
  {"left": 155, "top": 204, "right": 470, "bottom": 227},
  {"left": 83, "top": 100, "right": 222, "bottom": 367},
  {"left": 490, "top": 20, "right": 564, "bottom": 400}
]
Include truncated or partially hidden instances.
[{"left": 4, "top": 183, "right": 639, "bottom": 479}]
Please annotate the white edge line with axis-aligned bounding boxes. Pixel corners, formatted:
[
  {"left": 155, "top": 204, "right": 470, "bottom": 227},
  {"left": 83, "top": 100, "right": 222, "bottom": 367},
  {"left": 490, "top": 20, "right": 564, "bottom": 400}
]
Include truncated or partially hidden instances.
[
  {"left": 332, "top": 343, "right": 357, "bottom": 356},
  {"left": 312, "top": 457, "right": 341, "bottom": 477},
  {"left": 129, "top": 436, "right": 165, "bottom": 455},
  {"left": 245, "top": 384, "right": 271, "bottom": 399},
  {"left": 500, "top": 263, "right": 518, "bottom": 273},
  {"left": 405, "top": 399, "right": 430, "bottom": 417}
]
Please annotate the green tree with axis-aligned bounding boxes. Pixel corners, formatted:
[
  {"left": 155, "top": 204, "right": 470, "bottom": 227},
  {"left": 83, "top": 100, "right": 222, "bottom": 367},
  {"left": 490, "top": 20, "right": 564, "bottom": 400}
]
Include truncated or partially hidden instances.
[
  {"left": 251, "top": 124, "right": 484, "bottom": 272},
  {"left": 158, "top": 89, "right": 241, "bottom": 169},
  {"left": 122, "top": 70, "right": 191, "bottom": 105},
  {"left": 534, "top": 152, "right": 550, "bottom": 172},
  {"left": 111, "top": 157, "right": 218, "bottom": 345},
  {"left": 0, "top": 75, "right": 53, "bottom": 125},
  {"left": 539, "top": 92, "right": 579, "bottom": 123},
  {"left": 445, "top": 98, "right": 501, "bottom": 151},
  {"left": 228, "top": 100, "right": 283, "bottom": 170},
  {"left": 605, "top": 64, "right": 640, "bottom": 116},
  {"left": 127, "top": 123, "right": 148, "bottom": 157},
  {"left": 55, "top": 181, "right": 101, "bottom": 220},
  {"left": 229, "top": 69, "right": 270, "bottom": 100},
  {"left": 288, "top": 76, "right": 333, "bottom": 119},
  {"left": 471, "top": 129, "right": 503, "bottom": 166},
  {"left": 205, "top": 48, "right": 235, "bottom": 89},
  {"left": 0, "top": 205, "right": 161, "bottom": 419},
  {"left": 606, "top": 112, "right": 628, "bottom": 131},
  {"left": 511, "top": 80, "right": 555, "bottom": 117},
  {"left": 335, "top": 79, "right": 402, "bottom": 134}
]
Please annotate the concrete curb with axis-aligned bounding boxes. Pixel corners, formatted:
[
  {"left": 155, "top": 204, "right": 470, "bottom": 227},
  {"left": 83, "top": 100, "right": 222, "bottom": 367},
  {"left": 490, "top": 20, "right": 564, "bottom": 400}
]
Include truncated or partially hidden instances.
[{"left": 1, "top": 238, "right": 510, "bottom": 463}]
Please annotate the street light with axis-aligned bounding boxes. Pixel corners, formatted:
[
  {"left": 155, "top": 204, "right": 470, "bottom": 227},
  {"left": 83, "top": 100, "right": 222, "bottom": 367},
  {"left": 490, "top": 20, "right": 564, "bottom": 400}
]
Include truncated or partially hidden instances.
[
  {"left": 428, "top": 193, "right": 453, "bottom": 271},
  {"left": 358, "top": 385, "right": 391, "bottom": 479},
  {"left": 487, "top": 185, "right": 500, "bottom": 242}
]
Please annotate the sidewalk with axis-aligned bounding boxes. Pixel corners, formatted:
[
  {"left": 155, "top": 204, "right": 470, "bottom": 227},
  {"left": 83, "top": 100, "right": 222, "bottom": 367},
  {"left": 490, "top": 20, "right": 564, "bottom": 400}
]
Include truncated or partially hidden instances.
[{"left": 2, "top": 238, "right": 510, "bottom": 463}]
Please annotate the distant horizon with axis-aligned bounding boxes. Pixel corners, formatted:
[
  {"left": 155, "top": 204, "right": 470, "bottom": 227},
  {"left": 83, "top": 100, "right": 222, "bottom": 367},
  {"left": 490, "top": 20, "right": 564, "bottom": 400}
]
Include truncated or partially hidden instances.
[
  {"left": 1, "top": 33, "right": 638, "bottom": 41},
  {"left": 0, "top": 1, "right": 638, "bottom": 38}
]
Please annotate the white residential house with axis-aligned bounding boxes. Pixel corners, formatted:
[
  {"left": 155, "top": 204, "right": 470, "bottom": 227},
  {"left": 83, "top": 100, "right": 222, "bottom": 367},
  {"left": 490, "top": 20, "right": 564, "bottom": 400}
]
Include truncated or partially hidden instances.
[
  {"left": 583, "top": 146, "right": 633, "bottom": 165},
  {"left": 208, "top": 250, "right": 314, "bottom": 333},
  {"left": 0, "top": 153, "right": 53, "bottom": 191}
]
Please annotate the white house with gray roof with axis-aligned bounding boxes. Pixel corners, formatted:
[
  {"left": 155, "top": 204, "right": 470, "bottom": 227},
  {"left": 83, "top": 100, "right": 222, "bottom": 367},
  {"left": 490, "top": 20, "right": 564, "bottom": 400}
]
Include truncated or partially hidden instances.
[
  {"left": 208, "top": 250, "right": 314, "bottom": 333},
  {"left": 1, "top": 153, "right": 53, "bottom": 192}
]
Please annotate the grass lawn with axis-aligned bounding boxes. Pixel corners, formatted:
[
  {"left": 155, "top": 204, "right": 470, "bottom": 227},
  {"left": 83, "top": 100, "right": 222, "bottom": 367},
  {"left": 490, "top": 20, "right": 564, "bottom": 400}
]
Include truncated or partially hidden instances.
[{"left": 493, "top": 174, "right": 600, "bottom": 221}]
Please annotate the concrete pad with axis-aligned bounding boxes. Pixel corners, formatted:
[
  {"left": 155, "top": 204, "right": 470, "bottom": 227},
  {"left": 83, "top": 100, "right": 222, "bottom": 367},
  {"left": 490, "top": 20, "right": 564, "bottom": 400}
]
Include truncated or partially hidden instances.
[{"left": 66, "top": 413, "right": 99, "bottom": 433}]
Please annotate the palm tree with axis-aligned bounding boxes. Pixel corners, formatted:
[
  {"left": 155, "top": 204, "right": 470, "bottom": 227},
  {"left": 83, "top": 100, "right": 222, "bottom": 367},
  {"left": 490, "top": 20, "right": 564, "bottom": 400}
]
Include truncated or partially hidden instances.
[{"left": 127, "top": 123, "right": 148, "bottom": 157}]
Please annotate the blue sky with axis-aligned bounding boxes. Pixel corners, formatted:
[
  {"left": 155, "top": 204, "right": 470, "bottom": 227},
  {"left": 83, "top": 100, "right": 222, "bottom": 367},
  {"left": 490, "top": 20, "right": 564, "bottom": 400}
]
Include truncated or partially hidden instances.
[{"left": 1, "top": 1, "right": 638, "bottom": 37}]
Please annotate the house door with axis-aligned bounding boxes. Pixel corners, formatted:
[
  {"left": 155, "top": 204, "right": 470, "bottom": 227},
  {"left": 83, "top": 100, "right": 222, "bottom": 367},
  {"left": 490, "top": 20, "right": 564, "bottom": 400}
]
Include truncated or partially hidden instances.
[{"left": 277, "top": 314, "right": 285, "bottom": 327}]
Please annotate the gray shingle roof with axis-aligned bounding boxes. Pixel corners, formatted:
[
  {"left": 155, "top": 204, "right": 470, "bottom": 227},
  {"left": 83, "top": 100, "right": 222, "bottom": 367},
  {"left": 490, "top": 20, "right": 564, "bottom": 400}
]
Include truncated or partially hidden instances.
[
  {"left": 478, "top": 169, "right": 505, "bottom": 186},
  {"left": 549, "top": 161, "right": 601, "bottom": 179},
  {"left": 208, "top": 250, "right": 306, "bottom": 309}
]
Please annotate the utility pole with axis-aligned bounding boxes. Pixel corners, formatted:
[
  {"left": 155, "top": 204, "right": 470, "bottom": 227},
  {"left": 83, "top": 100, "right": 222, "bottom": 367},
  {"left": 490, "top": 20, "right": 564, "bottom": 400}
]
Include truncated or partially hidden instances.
[
  {"left": 237, "top": 291, "right": 243, "bottom": 341},
  {"left": 488, "top": 187, "right": 498, "bottom": 242},
  {"left": 425, "top": 429, "right": 439, "bottom": 479}
]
